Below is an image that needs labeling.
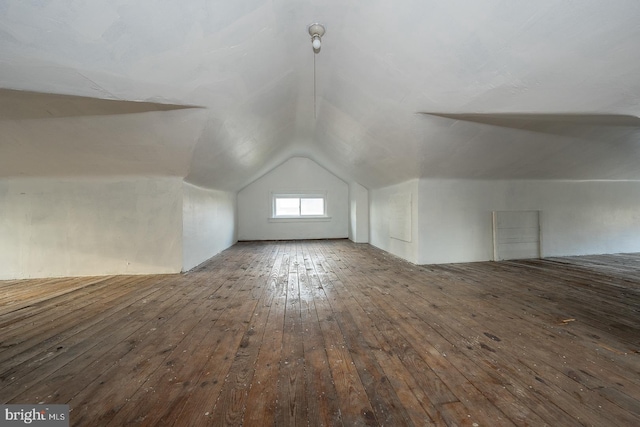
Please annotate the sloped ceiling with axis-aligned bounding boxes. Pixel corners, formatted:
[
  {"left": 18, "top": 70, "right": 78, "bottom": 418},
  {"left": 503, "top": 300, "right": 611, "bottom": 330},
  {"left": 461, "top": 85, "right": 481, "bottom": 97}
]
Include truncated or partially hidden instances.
[{"left": 1, "top": 1, "right": 640, "bottom": 190}]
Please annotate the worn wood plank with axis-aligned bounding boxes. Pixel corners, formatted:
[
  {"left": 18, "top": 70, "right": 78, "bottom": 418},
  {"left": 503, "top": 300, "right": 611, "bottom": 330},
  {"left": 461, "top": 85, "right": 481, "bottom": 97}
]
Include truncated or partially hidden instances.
[
  {"left": 157, "top": 245, "right": 275, "bottom": 427},
  {"left": 0, "top": 275, "right": 160, "bottom": 371},
  {"left": 311, "top": 242, "right": 430, "bottom": 426},
  {"left": 242, "top": 243, "right": 291, "bottom": 426},
  {"left": 0, "top": 275, "right": 182, "bottom": 402},
  {"left": 1, "top": 240, "right": 639, "bottom": 426},
  {"left": 299, "top": 243, "right": 343, "bottom": 427},
  {"left": 364, "top": 260, "right": 632, "bottom": 425},
  {"left": 206, "top": 244, "right": 281, "bottom": 426},
  {"left": 101, "top": 246, "right": 256, "bottom": 426}
]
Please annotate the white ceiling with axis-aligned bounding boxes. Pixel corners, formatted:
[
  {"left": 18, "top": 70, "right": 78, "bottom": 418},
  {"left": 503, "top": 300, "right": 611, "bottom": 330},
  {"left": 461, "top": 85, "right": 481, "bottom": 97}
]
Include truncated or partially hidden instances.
[{"left": 1, "top": 0, "right": 640, "bottom": 190}]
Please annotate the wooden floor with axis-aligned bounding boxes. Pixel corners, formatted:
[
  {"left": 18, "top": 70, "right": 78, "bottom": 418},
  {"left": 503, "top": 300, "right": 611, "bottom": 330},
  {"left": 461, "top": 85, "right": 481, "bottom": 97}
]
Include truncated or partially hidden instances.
[{"left": 1, "top": 241, "right": 639, "bottom": 426}]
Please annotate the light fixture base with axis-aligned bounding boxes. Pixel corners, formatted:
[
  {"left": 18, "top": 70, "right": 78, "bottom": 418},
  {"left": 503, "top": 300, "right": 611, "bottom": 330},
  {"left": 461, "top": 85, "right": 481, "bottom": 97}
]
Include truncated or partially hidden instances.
[{"left": 307, "top": 23, "right": 325, "bottom": 38}]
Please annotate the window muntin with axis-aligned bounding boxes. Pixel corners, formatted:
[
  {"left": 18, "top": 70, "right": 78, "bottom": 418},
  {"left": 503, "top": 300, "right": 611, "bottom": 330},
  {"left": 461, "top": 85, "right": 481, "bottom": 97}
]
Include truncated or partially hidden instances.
[{"left": 273, "top": 194, "right": 326, "bottom": 217}]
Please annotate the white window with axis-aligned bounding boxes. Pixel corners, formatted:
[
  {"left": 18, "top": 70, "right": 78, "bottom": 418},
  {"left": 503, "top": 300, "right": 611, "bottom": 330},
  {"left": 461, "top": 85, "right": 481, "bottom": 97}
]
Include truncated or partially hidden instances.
[{"left": 271, "top": 193, "right": 329, "bottom": 220}]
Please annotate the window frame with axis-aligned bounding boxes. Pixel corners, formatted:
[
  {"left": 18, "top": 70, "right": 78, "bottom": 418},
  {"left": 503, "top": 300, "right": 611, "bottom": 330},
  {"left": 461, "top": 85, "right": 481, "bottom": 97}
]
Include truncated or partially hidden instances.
[{"left": 269, "top": 191, "right": 331, "bottom": 222}]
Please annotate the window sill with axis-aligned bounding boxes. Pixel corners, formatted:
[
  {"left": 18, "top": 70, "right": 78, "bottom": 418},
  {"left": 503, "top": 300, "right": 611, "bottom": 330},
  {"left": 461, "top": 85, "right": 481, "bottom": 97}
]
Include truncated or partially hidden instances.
[{"left": 268, "top": 216, "right": 332, "bottom": 223}]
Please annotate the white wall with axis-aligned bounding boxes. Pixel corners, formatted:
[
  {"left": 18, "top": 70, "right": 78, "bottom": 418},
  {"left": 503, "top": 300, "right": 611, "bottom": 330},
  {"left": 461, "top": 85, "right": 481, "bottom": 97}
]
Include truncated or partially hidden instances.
[
  {"left": 0, "top": 177, "right": 183, "bottom": 279},
  {"left": 237, "top": 157, "right": 349, "bottom": 240},
  {"left": 349, "top": 181, "right": 369, "bottom": 243},
  {"left": 182, "top": 182, "right": 237, "bottom": 271},
  {"left": 418, "top": 179, "right": 640, "bottom": 264},
  {"left": 369, "top": 179, "right": 420, "bottom": 264}
]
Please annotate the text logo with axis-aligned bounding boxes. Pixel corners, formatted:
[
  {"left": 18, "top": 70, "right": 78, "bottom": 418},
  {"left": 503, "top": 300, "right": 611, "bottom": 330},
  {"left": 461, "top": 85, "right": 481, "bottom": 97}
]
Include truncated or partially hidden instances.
[{"left": 1, "top": 405, "right": 68, "bottom": 426}]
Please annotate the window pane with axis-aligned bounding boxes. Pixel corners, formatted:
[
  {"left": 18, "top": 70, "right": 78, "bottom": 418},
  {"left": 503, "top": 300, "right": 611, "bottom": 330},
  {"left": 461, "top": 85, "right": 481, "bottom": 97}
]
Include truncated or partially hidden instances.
[
  {"left": 300, "top": 198, "right": 324, "bottom": 215},
  {"left": 275, "top": 198, "right": 300, "bottom": 216}
]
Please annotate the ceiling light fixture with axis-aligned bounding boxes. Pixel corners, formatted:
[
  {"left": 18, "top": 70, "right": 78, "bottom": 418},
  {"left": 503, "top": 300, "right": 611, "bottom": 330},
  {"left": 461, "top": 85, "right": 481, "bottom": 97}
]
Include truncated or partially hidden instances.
[
  {"left": 308, "top": 23, "right": 325, "bottom": 54},
  {"left": 307, "top": 23, "right": 325, "bottom": 118}
]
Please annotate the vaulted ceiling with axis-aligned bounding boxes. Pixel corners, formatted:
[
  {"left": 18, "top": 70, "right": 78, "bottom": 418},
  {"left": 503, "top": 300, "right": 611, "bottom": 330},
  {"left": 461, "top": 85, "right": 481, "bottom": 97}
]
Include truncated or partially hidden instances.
[{"left": 1, "top": 1, "right": 640, "bottom": 191}]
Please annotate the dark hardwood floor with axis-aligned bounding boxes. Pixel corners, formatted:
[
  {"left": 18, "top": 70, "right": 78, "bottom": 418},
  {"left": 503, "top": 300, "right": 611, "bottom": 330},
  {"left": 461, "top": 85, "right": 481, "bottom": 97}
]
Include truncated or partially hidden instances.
[{"left": 1, "top": 240, "right": 639, "bottom": 426}]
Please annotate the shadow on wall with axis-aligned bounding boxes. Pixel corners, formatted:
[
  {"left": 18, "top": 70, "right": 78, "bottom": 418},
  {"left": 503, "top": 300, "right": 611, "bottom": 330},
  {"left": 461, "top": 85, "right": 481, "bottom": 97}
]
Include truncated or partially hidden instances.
[
  {"left": 0, "top": 88, "right": 203, "bottom": 120},
  {"left": 419, "top": 112, "right": 640, "bottom": 141}
]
